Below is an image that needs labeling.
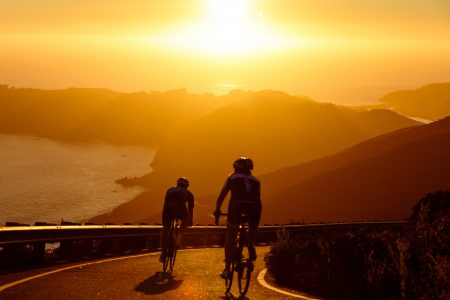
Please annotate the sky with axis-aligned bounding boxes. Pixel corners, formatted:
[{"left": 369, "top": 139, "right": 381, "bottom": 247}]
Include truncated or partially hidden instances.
[{"left": 1, "top": 0, "right": 450, "bottom": 104}]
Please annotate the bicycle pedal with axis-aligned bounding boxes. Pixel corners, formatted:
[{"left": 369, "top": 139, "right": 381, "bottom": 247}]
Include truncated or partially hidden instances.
[{"left": 220, "top": 269, "right": 230, "bottom": 279}]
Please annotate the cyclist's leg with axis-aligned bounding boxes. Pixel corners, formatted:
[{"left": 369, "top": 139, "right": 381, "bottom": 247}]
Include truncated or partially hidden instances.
[
  {"left": 175, "top": 212, "right": 188, "bottom": 246},
  {"left": 247, "top": 207, "right": 261, "bottom": 261},
  {"left": 160, "top": 226, "right": 170, "bottom": 260},
  {"left": 248, "top": 223, "right": 258, "bottom": 261},
  {"left": 160, "top": 214, "right": 172, "bottom": 261},
  {"left": 220, "top": 221, "right": 238, "bottom": 279}
]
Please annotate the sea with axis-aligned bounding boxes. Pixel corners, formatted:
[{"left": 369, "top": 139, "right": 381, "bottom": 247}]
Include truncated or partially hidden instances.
[{"left": 0, "top": 134, "right": 156, "bottom": 225}]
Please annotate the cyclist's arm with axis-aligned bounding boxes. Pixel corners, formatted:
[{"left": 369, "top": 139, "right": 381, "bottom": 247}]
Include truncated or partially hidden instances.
[
  {"left": 187, "top": 193, "right": 194, "bottom": 226},
  {"left": 215, "top": 178, "right": 231, "bottom": 211},
  {"left": 162, "top": 188, "right": 171, "bottom": 219},
  {"left": 257, "top": 181, "right": 262, "bottom": 215}
]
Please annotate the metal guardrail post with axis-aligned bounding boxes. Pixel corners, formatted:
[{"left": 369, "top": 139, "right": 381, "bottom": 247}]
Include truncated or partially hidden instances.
[
  {"left": 59, "top": 240, "right": 73, "bottom": 259},
  {"left": 112, "top": 239, "right": 124, "bottom": 254},
  {"left": 97, "top": 239, "right": 113, "bottom": 255},
  {"left": 206, "top": 231, "right": 211, "bottom": 247},
  {"left": 149, "top": 236, "right": 159, "bottom": 251},
  {"left": 31, "top": 242, "right": 46, "bottom": 264}
]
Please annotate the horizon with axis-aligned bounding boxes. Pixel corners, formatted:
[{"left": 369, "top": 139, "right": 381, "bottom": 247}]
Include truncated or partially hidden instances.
[
  {"left": 1, "top": 1, "right": 450, "bottom": 104},
  {"left": 1, "top": 81, "right": 447, "bottom": 108}
]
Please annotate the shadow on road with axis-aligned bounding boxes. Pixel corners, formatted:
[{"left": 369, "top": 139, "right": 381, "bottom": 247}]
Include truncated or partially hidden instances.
[
  {"left": 220, "top": 293, "right": 249, "bottom": 300},
  {"left": 135, "top": 272, "right": 183, "bottom": 295}
]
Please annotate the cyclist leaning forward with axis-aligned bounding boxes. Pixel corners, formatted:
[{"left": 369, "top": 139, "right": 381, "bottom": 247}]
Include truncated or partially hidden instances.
[
  {"left": 214, "top": 157, "right": 262, "bottom": 279},
  {"left": 159, "top": 177, "right": 194, "bottom": 262}
]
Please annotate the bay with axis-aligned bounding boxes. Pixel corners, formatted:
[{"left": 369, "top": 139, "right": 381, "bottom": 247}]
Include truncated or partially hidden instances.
[{"left": 0, "top": 134, "right": 156, "bottom": 225}]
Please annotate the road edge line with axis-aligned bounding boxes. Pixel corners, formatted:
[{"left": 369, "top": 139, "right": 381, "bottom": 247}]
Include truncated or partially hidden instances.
[
  {"left": 257, "top": 268, "right": 321, "bottom": 300},
  {"left": 0, "top": 248, "right": 214, "bottom": 292},
  {"left": 0, "top": 252, "right": 158, "bottom": 292}
]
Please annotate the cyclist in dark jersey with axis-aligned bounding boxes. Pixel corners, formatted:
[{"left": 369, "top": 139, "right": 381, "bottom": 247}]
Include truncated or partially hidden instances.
[
  {"left": 214, "top": 157, "right": 262, "bottom": 279},
  {"left": 159, "top": 177, "right": 194, "bottom": 262}
]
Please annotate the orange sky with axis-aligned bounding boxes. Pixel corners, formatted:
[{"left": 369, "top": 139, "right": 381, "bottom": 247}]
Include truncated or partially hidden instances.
[{"left": 1, "top": 0, "right": 450, "bottom": 104}]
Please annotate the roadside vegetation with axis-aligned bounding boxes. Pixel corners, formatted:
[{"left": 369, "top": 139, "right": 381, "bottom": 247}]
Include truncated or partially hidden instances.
[{"left": 265, "top": 191, "right": 449, "bottom": 299}]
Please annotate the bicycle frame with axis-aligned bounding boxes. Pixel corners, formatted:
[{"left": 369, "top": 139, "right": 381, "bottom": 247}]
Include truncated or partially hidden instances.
[
  {"left": 216, "top": 213, "right": 254, "bottom": 296},
  {"left": 162, "top": 218, "right": 181, "bottom": 275}
]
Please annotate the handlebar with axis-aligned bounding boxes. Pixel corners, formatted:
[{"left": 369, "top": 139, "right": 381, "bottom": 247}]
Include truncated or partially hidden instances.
[{"left": 214, "top": 212, "right": 227, "bottom": 226}]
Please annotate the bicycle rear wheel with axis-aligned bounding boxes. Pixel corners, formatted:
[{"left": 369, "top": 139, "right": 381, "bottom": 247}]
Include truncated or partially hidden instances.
[
  {"left": 163, "top": 228, "right": 175, "bottom": 274},
  {"left": 225, "top": 263, "right": 234, "bottom": 293},
  {"left": 237, "top": 258, "right": 252, "bottom": 296}
]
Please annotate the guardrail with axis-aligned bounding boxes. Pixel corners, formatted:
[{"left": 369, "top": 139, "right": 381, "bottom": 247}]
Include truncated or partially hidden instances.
[{"left": 0, "top": 221, "right": 408, "bottom": 269}]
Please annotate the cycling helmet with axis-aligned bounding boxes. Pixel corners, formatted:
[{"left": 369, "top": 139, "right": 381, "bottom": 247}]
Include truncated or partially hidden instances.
[
  {"left": 176, "top": 177, "right": 189, "bottom": 188},
  {"left": 233, "top": 157, "right": 254, "bottom": 173}
]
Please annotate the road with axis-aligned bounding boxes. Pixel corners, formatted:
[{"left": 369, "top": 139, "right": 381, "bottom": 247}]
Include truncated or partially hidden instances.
[{"left": 0, "top": 247, "right": 315, "bottom": 299}]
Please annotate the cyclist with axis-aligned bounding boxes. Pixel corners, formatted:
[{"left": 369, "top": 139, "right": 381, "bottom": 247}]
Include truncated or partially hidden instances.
[
  {"left": 214, "top": 157, "right": 262, "bottom": 279},
  {"left": 159, "top": 177, "right": 194, "bottom": 262}
]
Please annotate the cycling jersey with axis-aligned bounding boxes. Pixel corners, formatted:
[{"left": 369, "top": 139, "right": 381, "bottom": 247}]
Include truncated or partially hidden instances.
[
  {"left": 162, "top": 186, "right": 194, "bottom": 227},
  {"left": 217, "top": 172, "right": 262, "bottom": 225}
]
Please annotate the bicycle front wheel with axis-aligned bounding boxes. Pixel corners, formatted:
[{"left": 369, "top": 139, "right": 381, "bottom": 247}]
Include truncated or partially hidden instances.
[
  {"left": 169, "top": 248, "right": 177, "bottom": 274},
  {"left": 162, "top": 249, "right": 170, "bottom": 273}
]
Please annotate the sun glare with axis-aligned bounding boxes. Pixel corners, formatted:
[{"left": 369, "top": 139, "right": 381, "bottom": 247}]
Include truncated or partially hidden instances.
[{"left": 155, "top": 0, "right": 290, "bottom": 57}]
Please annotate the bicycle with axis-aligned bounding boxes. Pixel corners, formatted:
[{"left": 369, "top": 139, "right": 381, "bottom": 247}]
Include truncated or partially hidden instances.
[
  {"left": 162, "top": 218, "right": 181, "bottom": 275},
  {"left": 215, "top": 212, "right": 255, "bottom": 297}
]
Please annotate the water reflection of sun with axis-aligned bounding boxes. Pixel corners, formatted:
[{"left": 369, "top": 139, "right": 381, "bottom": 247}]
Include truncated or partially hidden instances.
[{"left": 213, "top": 82, "right": 240, "bottom": 94}]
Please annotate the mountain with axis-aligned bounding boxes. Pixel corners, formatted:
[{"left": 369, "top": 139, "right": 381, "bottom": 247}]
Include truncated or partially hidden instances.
[
  {"left": 91, "top": 91, "right": 420, "bottom": 224},
  {"left": 378, "top": 83, "right": 450, "bottom": 121},
  {"left": 0, "top": 85, "right": 250, "bottom": 146},
  {"left": 0, "top": 85, "right": 118, "bottom": 140},
  {"left": 68, "top": 89, "right": 250, "bottom": 145},
  {"left": 261, "top": 117, "right": 450, "bottom": 223},
  {"left": 132, "top": 90, "right": 419, "bottom": 192}
]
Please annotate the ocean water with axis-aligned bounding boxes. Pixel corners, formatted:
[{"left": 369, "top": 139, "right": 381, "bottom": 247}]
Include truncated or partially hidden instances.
[{"left": 0, "top": 134, "right": 156, "bottom": 225}]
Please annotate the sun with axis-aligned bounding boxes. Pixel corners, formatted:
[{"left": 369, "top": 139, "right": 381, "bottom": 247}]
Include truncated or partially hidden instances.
[
  {"left": 207, "top": 0, "right": 250, "bottom": 21},
  {"left": 156, "top": 0, "right": 286, "bottom": 57}
]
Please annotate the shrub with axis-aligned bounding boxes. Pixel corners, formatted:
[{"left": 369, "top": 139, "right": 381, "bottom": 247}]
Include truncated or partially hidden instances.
[{"left": 265, "top": 191, "right": 449, "bottom": 300}]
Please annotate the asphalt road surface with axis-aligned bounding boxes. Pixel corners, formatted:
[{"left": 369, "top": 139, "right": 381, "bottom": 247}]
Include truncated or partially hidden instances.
[{"left": 0, "top": 246, "right": 312, "bottom": 299}]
